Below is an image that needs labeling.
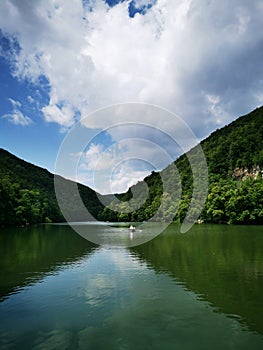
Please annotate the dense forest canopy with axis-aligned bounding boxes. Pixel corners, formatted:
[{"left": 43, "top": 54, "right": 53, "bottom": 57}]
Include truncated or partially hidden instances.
[
  {"left": 0, "top": 149, "right": 107, "bottom": 225},
  {"left": 1, "top": 106, "right": 263, "bottom": 226},
  {"left": 100, "top": 106, "right": 263, "bottom": 224}
]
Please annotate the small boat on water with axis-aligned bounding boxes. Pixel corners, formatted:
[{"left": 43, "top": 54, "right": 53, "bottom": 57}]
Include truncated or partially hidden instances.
[{"left": 129, "top": 225, "right": 135, "bottom": 232}]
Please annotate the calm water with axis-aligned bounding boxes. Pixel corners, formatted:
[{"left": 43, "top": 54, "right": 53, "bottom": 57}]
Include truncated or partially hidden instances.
[{"left": 0, "top": 223, "right": 263, "bottom": 349}]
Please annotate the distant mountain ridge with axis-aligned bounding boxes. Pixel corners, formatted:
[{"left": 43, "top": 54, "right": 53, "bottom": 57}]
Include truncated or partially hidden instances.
[{"left": 1, "top": 106, "right": 263, "bottom": 226}]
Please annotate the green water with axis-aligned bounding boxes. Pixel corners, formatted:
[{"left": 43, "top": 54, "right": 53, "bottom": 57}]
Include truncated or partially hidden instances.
[{"left": 0, "top": 223, "right": 263, "bottom": 349}]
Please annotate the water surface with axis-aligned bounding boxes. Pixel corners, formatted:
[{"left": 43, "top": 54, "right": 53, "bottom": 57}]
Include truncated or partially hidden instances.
[{"left": 0, "top": 223, "right": 263, "bottom": 349}]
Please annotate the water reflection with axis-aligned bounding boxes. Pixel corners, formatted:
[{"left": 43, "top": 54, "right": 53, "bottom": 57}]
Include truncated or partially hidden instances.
[
  {"left": 71, "top": 221, "right": 168, "bottom": 247},
  {"left": 131, "top": 224, "right": 263, "bottom": 335},
  {"left": 0, "top": 224, "right": 263, "bottom": 349},
  {"left": 0, "top": 224, "right": 98, "bottom": 300}
]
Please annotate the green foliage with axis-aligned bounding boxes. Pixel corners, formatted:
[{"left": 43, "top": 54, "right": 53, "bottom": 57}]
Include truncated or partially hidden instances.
[
  {"left": 0, "top": 174, "right": 61, "bottom": 226},
  {"left": 202, "top": 107, "right": 263, "bottom": 174},
  {"left": 0, "top": 149, "right": 104, "bottom": 226},
  {"left": 1, "top": 106, "right": 263, "bottom": 226},
  {"left": 99, "top": 106, "right": 263, "bottom": 224}
]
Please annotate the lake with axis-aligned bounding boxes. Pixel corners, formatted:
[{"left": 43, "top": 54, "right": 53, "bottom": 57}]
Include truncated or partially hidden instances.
[{"left": 0, "top": 223, "right": 263, "bottom": 349}]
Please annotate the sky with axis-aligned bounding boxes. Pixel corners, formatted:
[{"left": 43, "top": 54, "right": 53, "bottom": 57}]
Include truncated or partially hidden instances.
[{"left": 0, "top": 0, "right": 263, "bottom": 194}]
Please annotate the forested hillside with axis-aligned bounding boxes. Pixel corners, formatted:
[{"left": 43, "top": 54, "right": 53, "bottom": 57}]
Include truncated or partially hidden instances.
[
  {"left": 1, "top": 106, "right": 263, "bottom": 226},
  {"left": 100, "top": 106, "right": 263, "bottom": 224},
  {"left": 0, "top": 149, "right": 106, "bottom": 226}
]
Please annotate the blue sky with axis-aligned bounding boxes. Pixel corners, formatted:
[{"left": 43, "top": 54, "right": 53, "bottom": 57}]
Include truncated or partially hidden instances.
[{"left": 0, "top": 0, "right": 263, "bottom": 194}]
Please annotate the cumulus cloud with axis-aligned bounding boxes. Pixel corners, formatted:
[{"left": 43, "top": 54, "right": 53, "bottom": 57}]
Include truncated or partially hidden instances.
[
  {"left": 75, "top": 138, "right": 166, "bottom": 193},
  {"left": 42, "top": 103, "right": 77, "bottom": 127},
  {"left": 59, "top": 103, "right": 195, "bottom": 193},
  {"left": 0, "top": 0, "right": 262, "bottom": 134},
  {"left": 2, "top": 98, "right": 32, "bottom": 126},
  {"left": 79, "top": 143, "right": 119, "bottom": 172},
  {"left": 132, "top": 0, "right": 156, "bottom": 9},
  {"left": 1, "top": 0, "right": 263, "bottom": 191}
]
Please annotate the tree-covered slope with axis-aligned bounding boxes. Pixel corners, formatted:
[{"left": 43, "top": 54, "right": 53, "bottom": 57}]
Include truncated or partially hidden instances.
[
  {"left": 1, "top": 106, "right": 263, "bottom": 226},
  {"left": 200, "top": 106, "right": 263, "bottom": 224},
  {"left": 201, "top": 106, "right": 263, "bottom": 176},
  {"left": 0, "top": 149, "right": 107, "bottom": 225},
  {"left": 101, "top": 106, "right": 263, "bottom": 224}
]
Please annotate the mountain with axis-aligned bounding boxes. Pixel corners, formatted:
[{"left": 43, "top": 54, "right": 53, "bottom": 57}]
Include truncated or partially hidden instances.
[
  {"left": 0, "top": 148, "right": 110, "bottom": 226},
  {"left": 1, "top": 106, "right": 263, "bottom": 226},
  {"left": 201, "top": 106, "right": 263, "bottom": 176},
  {"left": 100, "top": 106, "right": 263, "bottom": 224}
]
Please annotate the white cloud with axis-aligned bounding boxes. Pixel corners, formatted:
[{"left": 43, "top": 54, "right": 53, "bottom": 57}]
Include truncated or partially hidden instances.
[
  {"left": 1, "top": 0, "right": 263, "bottom": 191},
  {"left": 8, "top": 98, "right": 21, "bottom": 108},
  {"left": 204, "top": 94, "right": 232, "bottom": 125},
  {"left": 72, "top": 136, "right": 174, "bottom": 193},
  {"left": 2, "top": 98, "right": 32, "bottom": 126},
  {"left": 27, "top": 95, "right": 35, "bottom": 104},
  {"left": 132, "top": 0, "right": 156, "bottom": 9},
  {"left": 79, "top": 143, "right": 116, "bottom": 171},
  {"left": 42, "top": 103, "right": 76, "bottom": 127},
  {"left": 77, "top": 160, "right": 151, "bottom": 194},
  {"left": 0, "top": 0, "right": 261, "bottom": 134},
  {"left": 2, "top": 110, "right": 32, "bottom": 126},
  {"left": 109, "top": 165, "right": 150, "bottom": 194}
]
